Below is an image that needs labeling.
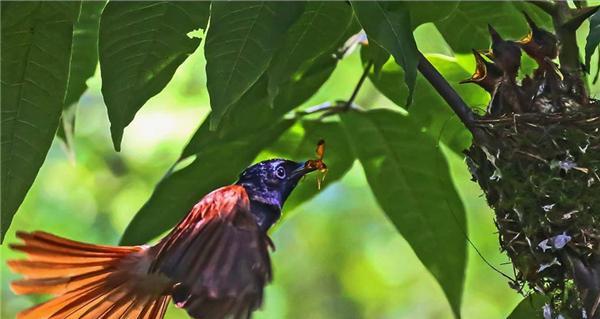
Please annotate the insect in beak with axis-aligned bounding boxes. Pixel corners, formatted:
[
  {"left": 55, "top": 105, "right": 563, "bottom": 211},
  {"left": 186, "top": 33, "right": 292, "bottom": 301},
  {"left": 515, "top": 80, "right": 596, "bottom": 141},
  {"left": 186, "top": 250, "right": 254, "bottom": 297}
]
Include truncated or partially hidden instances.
[{"left": 304, "top": 139, "right": 328, "bottom": 189}]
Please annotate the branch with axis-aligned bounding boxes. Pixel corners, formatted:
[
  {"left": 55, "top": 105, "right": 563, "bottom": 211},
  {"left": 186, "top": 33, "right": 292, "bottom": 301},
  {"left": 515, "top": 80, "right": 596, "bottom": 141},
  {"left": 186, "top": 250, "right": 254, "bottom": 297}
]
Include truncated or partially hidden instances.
[
  {"left": 416, "top": 52, "right": 487, "bottom": 142},
  {"left": 543, "top": 2, "right": 594, "bottom": 87},
  {"left": 563, "top": 6, "right": 600, "bottom": 31},
  {"left": 296, "top": 60, "right": 373, "bottom": 118}
]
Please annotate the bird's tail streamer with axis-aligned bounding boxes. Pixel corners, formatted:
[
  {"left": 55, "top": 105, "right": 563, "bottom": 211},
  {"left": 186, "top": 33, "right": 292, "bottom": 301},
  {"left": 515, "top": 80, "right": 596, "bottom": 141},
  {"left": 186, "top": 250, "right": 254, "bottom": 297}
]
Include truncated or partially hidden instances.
[{"left": 8, "top": 231, "right": 171, "bottom": 319}]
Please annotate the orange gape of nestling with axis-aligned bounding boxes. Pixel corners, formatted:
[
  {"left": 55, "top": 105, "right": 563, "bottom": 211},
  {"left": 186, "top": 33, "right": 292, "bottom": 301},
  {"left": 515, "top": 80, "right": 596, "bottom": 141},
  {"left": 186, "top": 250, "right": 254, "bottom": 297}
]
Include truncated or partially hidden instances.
[{"left": 8, "top": 143, "right": 327, "bottom": 319}]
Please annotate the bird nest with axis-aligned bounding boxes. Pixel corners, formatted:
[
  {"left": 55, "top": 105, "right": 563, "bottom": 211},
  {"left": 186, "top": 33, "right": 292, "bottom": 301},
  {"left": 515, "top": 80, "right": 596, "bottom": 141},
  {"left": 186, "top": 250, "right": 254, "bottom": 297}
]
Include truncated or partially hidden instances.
[
  {"left": 466, "top": 107, "right": 600, "bottom": 318},
  {"left": 460, "top": 13, "right": 600, "bottom": 319}
]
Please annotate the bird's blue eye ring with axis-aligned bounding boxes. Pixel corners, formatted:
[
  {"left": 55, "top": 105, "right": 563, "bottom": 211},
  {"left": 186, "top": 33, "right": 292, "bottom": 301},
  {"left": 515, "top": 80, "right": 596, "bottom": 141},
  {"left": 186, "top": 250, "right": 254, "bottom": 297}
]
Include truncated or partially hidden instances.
[{"left": 275, "top": 166, "right": 286, "bottom": 179}]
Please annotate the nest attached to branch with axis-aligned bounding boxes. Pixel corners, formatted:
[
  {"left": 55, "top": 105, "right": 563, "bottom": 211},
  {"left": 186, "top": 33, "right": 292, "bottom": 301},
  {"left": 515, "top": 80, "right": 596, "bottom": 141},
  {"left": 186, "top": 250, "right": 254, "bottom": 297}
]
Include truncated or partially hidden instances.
[
  {"left": 466, "top": 109, "right": 600, "bottom": 318},
  {"left": 461, "top": 16, "right": 600, "bottom": 319}
]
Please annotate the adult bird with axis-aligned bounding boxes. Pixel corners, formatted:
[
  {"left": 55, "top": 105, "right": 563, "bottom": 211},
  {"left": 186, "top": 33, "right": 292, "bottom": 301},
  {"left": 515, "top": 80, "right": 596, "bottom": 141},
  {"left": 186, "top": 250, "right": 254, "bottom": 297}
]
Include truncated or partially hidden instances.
[{"left": 8, "top": 157, "right": 325, "bottom": 319}]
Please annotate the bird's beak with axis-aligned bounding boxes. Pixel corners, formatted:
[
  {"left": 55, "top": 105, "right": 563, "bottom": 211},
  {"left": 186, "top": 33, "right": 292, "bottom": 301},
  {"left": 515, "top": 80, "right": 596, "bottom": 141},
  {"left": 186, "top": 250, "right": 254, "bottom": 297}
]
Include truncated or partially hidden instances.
[
  {"left": 460, "top": 49, "right": 488, "bottom": 84},
  {"left": 487, "top": 24, "right": 502, "bottom": 42},
  {"left": 290, "top": 161, "right": 319, "bottom": 178},
  {"left": 516, "top": 31, "right": 533, "bottom": 46}
]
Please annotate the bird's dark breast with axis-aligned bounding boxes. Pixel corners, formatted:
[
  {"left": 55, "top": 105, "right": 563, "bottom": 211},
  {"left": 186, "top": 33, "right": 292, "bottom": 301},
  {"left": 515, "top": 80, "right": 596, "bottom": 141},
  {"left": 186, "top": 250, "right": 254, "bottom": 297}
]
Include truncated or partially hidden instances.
[{"left": 249, "top": 201, "right": 281, "bottom": 232}]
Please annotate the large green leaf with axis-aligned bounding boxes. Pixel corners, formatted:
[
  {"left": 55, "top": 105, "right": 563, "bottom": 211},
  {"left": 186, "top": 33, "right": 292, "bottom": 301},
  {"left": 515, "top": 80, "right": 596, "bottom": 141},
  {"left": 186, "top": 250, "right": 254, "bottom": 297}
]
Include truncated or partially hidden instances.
[
  {"left": 406, "top": 1, "right": 459, "bottom": 28},
  {"left": 585, "top": 10, "right": 600, "bottom": 71},
  {"left": 99, "top": 1, "right": 209, "bottom": 151},
  {"left": 205, "top": 2, "right": 304, "bottom": 129},
  {"left": 507, "top": 295, "right": 546, "bottom": 319},
  {"left": 268, "top": 120, "right": 355, "bottom": 214},
  {"left": 435, "top": 2, "right": 551, "bottom": 53},
  {"left": 1, "top": 2, "right": 80, "bottom": 240},
  {"left": 267, "top": 2, "right": 354, "bottom": 99},
  {"left": 120, "top": 38, "right": 348, "bottom": 245},
  {"left": 362, "top": 52, "right": 488, "bottom": 154},
  {"left": 341, "top": 109, "right": 467, "bottom": 318},
  {"left": 351, "top": 1, "right": 419, "bottom": 105},
  {"left": 57, "top": 0, "right": 106, "bottom": 150}
]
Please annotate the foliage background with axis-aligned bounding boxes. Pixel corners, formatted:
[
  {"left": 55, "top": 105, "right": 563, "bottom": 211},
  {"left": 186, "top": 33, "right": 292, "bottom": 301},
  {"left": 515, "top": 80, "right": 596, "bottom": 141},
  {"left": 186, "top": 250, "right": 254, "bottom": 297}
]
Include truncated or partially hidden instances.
[{"left": 1, "top": 3, "right": 598, "bottom": 319}]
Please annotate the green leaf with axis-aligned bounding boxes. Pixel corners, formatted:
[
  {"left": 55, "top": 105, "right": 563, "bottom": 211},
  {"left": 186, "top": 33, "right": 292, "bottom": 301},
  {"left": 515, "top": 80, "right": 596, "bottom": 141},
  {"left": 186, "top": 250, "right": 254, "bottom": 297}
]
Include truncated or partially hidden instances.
[
  {"left": 585, "top": 10, "right": 600, "bottom": 71},
  {"left": 64, "top": 1, "right": 105, "bottom": 108},
  {"left": 57, "top": 0, "right": 106, "bottom": 151},
  {"left": 351, "top": 1, "right": 419, "bottom": 105},
  {"left": 99, "top": 1, "right": 210, "bottom": 151},
  {"left": 341, "top": 109, "right": 467, "bottom": 318},
  {"left": 360, "top": 41, "right": 390, "bottom": 74},
  {"left": 205, "top": 2, "right": 304, "bottom": 130},
  {"left": 363, "top": 54, "right": 487, "bottom": 153},
  {"left": 56, "top": 106, "right": 77, "bottom": 160},
  {"left": 183, "top": 43, "right": 352, "bottom": 160},
  {"left": 507, "top": 295, "right": 546, "bottom": 319},
  {"left": 406, "top": 1, "right": 459, "bottom": 28},
  {"left": 1, "top": 2, "right": 81, "bottom": 240},
  {"left": 435, "top": 2, "right": 551, "bottom": 53},
  {"left": 267, "top": 2, "right": 354, "bottom": 99},
  {"left": 268, "top": 120, "right": 355, "bottom": 214}
]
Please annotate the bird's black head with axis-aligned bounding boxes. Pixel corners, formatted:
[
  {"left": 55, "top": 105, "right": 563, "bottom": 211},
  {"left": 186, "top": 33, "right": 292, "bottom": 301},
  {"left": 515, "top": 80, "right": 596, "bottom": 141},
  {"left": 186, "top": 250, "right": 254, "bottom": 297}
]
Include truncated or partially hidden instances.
[
  {"left": 236, "top": 159, "right": 317, "bottom": 231},
  {"left": 236, "top": 159, "right": 316, "bottom": 210}
]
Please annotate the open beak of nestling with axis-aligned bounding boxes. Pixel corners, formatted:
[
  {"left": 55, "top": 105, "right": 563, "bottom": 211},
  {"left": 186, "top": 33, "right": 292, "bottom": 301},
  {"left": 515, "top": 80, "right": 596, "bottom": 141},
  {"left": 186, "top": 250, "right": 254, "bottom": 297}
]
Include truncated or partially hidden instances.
[
  {"left": 460, "top": 49, "right": 488, "bottom": 84},
  {"left": 516, "top": 31, "right": 533, "bottom": 46}
]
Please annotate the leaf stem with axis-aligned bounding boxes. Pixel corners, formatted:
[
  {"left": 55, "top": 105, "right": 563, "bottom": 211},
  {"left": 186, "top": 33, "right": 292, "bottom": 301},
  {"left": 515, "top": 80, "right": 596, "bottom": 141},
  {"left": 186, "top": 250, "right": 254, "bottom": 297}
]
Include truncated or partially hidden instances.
[
  {"left": 345, "top": 60, "right": 373, "bottom": 110},
  {"left": 297, "top": 60, "right": 373, "bottom": 118}
]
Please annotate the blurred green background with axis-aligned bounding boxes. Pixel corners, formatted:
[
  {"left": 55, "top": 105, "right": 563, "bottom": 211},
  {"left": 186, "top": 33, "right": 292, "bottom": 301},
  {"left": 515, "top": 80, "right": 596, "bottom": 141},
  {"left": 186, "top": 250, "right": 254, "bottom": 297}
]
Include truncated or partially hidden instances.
[{"left": 2, "top": 20, "right": 597, "bottom": 319}]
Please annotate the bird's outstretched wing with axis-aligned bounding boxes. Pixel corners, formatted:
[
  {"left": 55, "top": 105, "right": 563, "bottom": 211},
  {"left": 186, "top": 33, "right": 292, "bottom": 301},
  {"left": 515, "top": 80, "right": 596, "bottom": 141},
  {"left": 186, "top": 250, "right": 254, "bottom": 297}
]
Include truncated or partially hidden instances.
[{"left": 151, "top": 185, "right": 272, "bottom": 319}]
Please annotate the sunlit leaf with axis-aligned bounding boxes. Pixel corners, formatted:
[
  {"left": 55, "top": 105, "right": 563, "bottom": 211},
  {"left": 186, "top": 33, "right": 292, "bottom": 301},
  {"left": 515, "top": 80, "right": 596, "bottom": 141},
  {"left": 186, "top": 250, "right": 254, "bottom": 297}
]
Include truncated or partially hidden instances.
[
  {"left": 56, "top": 106, "right": 77, "bottom": 160},
  {"left": 351, "top": 1, "right": 419, "bottom": 105},
  {"left": 363, "top": 54, "right": 488, "bottom": 153},
  {"left": 507, "top": 295, "right": 546, "bottom": 319},
  {"left": 99, "top": 1, "right": 210, "bottom": 150},
  {"left": 585, "top": 10, "right": 600, "bottom": 71},
  {"left": 1, "top": 2, "right": 81, "bottom": 241},
  {"left": 205, "top": 2, "right": 304, "bottom": 130},
  {"left": 341, "top": 109, "right": 467, "bottom": 317},
  {"left": 57, "top": 0, "right": 106, "bottom": 151},
  {"left": 267, "top": 2, "right": 354, "bottom": 99},
  {"left": 360, "top": 41, "right": 389, "bottom": 74}
]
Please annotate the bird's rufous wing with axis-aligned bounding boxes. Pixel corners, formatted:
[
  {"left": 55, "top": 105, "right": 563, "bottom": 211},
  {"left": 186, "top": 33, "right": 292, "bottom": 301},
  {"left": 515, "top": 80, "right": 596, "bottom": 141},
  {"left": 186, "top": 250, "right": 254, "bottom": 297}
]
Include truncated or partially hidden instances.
[{"left": 151, "top": 185, "right": 272, "bottom": 319}]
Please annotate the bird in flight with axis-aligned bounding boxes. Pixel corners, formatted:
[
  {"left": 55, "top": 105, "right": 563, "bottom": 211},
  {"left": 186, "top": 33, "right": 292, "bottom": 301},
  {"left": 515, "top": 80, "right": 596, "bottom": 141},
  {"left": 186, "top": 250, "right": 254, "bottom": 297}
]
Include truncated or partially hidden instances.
[{"left": 8, "top": 143, "right": 328, "bottom": 319}]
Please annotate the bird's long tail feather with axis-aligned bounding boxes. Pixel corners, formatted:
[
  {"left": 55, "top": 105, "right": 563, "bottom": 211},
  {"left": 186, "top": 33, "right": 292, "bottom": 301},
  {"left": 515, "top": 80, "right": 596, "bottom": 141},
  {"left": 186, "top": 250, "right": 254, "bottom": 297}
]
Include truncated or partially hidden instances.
[{"left": 8, "top": 231, "right": 171, "bottom": 319}]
